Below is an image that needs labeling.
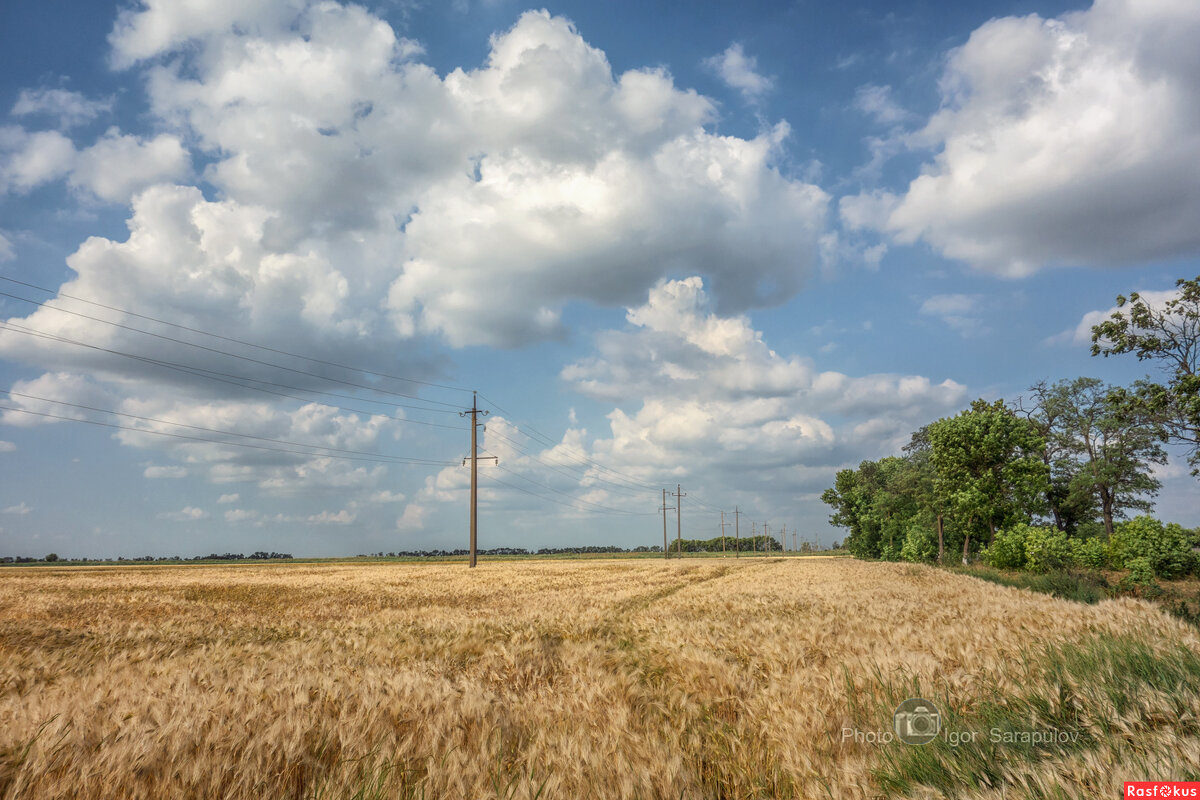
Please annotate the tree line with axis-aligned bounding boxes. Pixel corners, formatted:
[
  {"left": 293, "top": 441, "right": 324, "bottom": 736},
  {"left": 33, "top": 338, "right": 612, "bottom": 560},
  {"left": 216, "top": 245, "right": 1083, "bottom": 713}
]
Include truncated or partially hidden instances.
[{"left": 822, "top": 277, "right": 1200, "bottom": 576}]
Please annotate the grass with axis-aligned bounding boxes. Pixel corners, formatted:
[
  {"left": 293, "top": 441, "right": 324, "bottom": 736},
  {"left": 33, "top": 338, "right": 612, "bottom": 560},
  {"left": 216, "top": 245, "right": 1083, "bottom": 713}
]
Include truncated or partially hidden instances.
[
  {"left": 952, "top": 566, "right": 1111, "bottom": 605},
  {"left": 1, "top": 559, "right": 1198, "bottom": 798}
]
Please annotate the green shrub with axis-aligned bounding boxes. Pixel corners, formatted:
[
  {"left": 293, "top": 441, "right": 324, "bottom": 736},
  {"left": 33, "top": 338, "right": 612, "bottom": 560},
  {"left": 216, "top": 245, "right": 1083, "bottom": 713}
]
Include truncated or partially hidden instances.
[
  {"left": 983, "top": 525, "right": 1028, "bottom": 569},
  {"left": 1122, "top": 556, "right": 1158, "bottom": 590},
  {"left": 1110, "top": 516, "right": 1195, "bottom": 579},
  {"left": 1024, "top": 526, "right": 1073, "bottom": 574},
  {"left": 900, "top": 524, "right": 938, "bottom": 564},
  {"left": 1071, "top": 537, "right": 1109, "bottom": 571}
]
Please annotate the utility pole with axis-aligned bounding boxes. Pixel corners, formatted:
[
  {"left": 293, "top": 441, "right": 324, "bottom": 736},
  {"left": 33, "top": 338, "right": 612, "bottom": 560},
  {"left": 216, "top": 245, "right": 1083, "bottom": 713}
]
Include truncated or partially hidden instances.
[
  {"left": 752, "top": 521, "right": 757, "bottom": 555},
  {"left": 734, "top": 506, "right": 740, "bottom": 558},
  {"left": 672, "top": 485, "right": 686, "bottom": 557},
  {"left": 764, "top": 522, "right": 770, "bottom": 554},
  {"left": 781, "top": 524, "right": 786, "bottom": 553},
  {"left": 720, "top": 511, "right": 727, "bottom": 556},
  {"left": 793, "top": 530, "right": 798, "bottom": 552},
  {"left": 459, "top": 392, "right": 495, "bottom": 568},
  {"left": 660, "top": 489, "right": 671, "bottom": 559}
]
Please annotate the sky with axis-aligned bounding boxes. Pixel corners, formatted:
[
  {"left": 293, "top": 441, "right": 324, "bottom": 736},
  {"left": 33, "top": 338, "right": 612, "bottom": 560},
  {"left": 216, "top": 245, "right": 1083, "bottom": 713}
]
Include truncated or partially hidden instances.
[{"left": 0, "top": 0, "right": 1197, "bottom": 558}]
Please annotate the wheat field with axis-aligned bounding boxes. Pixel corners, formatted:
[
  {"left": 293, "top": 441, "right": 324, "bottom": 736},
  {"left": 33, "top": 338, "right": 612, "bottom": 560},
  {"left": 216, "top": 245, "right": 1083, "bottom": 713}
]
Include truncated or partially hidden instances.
[{"left": 1, "top": 557, "right": 1198, "bottom": 799}]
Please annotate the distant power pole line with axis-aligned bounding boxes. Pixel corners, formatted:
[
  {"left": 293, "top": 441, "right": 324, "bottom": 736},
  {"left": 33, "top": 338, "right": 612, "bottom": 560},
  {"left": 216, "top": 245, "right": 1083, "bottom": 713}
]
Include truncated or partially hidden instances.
[
  {"left": 720, "top": 510, "right": 727, "bottom": 557},
  {"left": 734, "top": 506, "right": 740, "bottom": 558},
  {"left": 460, "top": 391, "right": 496, "bottom": 569},
  {"left": 672, "top": 485, "right": 686, "bottom": 557},
  {"left": 764, "top": 522, "right": 770, "bottom": 554},
  {"left": 660, "top": 489, "right": 672, "bottom": 559},
  {"left": 793, "top": 530, "right": 797, "bottom": 552}
]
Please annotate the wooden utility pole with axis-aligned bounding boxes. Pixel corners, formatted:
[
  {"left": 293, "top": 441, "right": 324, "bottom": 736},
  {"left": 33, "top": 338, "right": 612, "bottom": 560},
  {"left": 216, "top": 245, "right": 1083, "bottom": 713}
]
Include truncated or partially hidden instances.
[
  {"left": 752, "top": 521, "right": 757, "bottom": 555},
  {"left": 793, "top": 531, "right": 798, "bottom": 552},
  {"left": 460, "top": 392, "right": 489, "bottom": 568},
  {"left": 764, "top": 522, "right": 770, "bottom": 554},
  {"left": 734, "top": 506, "right": 740, "bottom": 558},
  {"left": 720, "top": 511, "right": 727, "bottom": 556},
  {"left": 660, "top": 489, "right": 671, "bottom": 559},
  {"left": 672, "top": 485, "right": 686, "bottom": 557},
  {"left": 781, "top": 524, "right": 786, "bottom": 552}
]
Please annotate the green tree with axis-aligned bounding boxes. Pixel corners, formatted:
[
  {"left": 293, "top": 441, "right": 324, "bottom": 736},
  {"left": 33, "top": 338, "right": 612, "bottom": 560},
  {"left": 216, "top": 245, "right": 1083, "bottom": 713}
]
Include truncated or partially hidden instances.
[
  {"left": 1091, "top": 275, "right": 1200, "bottom": 475},
  {"left": 1063, "top": 380, "right": 1167, "bottom": 536},
  {"left": 928, "top": 399, "right": 1049, "bottom": 565},
  {"left": 1017, "top": 380, "right": 1098, "bottom": 533}
]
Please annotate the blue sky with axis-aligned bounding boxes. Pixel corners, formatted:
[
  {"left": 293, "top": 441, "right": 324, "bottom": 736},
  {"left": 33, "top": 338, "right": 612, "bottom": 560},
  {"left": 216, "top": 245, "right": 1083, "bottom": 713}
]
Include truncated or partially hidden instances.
[{"left": 0, "top": 0, "right": 1196, "bottom": 558}]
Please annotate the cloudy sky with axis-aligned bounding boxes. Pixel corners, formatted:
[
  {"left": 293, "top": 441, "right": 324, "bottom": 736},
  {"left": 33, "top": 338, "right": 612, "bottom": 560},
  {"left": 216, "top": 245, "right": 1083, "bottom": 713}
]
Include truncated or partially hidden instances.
[{"left": 0, "top": 0, "right": 1196, "bottom": 558}]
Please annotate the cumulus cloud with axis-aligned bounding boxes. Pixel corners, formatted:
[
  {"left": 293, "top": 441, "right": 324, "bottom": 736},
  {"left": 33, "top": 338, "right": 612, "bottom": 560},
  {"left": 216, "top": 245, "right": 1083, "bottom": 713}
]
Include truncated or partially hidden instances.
[
  {"left": 0, "top": 233, "right": 14, "bottom": 262},
  {"left": 158, "top": 506, "right": 209, "bottom": 521},
  {"left": 3, "top": 502, "right": 32, "bottom": 515},
  {"left": 224, "top": 508, "right": 258, "bottom": 522},
  {"left": 306, "top": 509, "right": 356, "bottom": 525},
  {"left": 144, "top": 465, "right": 188, "bottom": 478},
  {"left": 843, "top": 0, "right": 1200, "bottom": 274},
  {"left": 217, "top": 493, "right": 240, "bottom": 504},
  {"left": 0, "top": 441, "right": 15, "bottom": 452},
  {"left": 70, "top": 130, "right": 190, "bottom": 203},
  {"left": 704, "top": 43, "right": 774, "bottom": 101},
  {"left": 395, "top": 503, "right": 427, "bottom": 530},
  {"left": 0, "top": 127, "right": 75, "bottom": 193},
  {"left": 422, "top": 277, "right": 969, "bottom": 520},
  {"left": 11, "top": 88, "right": 113, "bottom": 128},
  {"left": 0, "top": 5, "right": 830, "bottom": 493}
]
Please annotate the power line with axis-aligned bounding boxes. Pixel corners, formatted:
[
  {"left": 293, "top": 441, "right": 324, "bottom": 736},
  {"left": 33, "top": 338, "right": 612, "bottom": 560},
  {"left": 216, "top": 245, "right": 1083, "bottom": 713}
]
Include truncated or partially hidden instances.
[
  {"left": 0, "top": 274, "right": 471, "bottom": 395},
  {"left": 1, "top": 389, "right": 454, "bottom": 464},
  {"left": 0, "top": 289, "right": 465, "bottom": 409},
  {"left": 0, "top": 404, "right": 458, "bottom": 466},
  {"left": 0, "top": 321, "right": 463, "bottom": 421}
]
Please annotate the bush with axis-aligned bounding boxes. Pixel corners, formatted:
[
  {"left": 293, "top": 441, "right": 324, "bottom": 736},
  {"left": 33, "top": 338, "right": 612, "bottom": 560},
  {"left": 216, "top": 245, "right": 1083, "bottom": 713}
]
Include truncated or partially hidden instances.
[
  {"left": 1024, "top": 526, "right": 1074, "bottom": 574},
  {"left": 1071, "top": 537, "right": 1110, "bottom": 571},
  {"left": 1110, "top": 516, "right": 1195, "bottom": 579},
  {"left": 983, "top": 525, "right": 1028, "bottom": 569},
  {"left": 900, "top": 524, "right": 938, "bottom": 563},
  {"left": 44, "top": 553, "right": 58, "bottom": 563}
]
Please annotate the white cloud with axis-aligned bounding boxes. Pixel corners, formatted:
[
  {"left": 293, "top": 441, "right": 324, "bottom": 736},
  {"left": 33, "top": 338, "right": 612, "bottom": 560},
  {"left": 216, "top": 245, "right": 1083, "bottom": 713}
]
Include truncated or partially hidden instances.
[
  {"left": 11, "top": 88, "right": 112, "bottom": 128},
  {"left": 0, "top": 6, "right": 831, "bottom": 494},
  {"left": 846, "top": 0, "right": 1200, "bottom": 274},
  {"left": 0, "top": 441, "right": 15, "bottom": 452},
  {"left": 1055, "top": 288, "right": 1182, "bottom": 347},
  {"left": 704, "top": 43, "right": 773, "bottom": 101},
  {"left": 3, "top": 502, "right": 32, "bottom": 515},
  {"left": 217, "top": 493, "right": 240, "bottom": 504},
  {"left": 307, "top": 509, "right": 356, "bottom": 525},
  {"left": 0, "top": 233, "right": 14, "bottom": 262},
  {"left": 369, "top": 490, "right": 406, "bottom": 504},
  {"left": 853, "top": 84, "right": 913, "bottom": 125},
  {"left": 0, "top": 127, "right": 75, "bottom": 194},
  {"left": 0, "top": 372, "right": 118, "bottom": 427},
  {"left": 396, "top": 503, "right": 427, "bottom": 530},
  {"left": 919, "top": 293, "right": 986, "bottom": 335},
  {"left": 157, "top": 506, "right": 209, "bottom": 521},
  {"left": 144, "top": 465, "right": 188, "bottom": 478},
  {"left": 70, "top": 130, "right": 190, "bottom": 203},
  {"left": 539, "top": 278, "right": 968, "bottom": 514},
  {"left": 224, "top": 508, "right": 258, "bottom": 522}
]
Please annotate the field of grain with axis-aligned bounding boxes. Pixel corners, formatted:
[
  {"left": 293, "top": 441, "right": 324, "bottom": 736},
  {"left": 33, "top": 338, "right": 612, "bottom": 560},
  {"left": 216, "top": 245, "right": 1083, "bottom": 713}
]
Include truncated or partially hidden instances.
[{"left": 1, "top": 557, "right": 1199, "bottom": 799}]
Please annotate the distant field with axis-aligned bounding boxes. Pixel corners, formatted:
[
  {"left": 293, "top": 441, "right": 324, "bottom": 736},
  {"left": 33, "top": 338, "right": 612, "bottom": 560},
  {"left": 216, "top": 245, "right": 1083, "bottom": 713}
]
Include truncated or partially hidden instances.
[{"left": 1, "top": 558, "right": 1198, "bottom": 799}]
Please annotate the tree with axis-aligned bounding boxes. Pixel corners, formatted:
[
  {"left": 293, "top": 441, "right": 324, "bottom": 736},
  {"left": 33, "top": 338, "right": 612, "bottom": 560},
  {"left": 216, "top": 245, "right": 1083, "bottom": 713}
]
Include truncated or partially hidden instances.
[
  {"left": 44, "top": 553, "right": 58, "bottom": 562},
  {"left": 1065, "top": 381, "right": 1166, "bottom": 536},
  {"left": 1017, "top": 381, "right": 1098, "bottom": 533},
  {"left": 928, "top": 399, "right": 1049, "bottom": 565},
  {"left": 1091, "top": 276, "right": 1200, "bottom": 474}
]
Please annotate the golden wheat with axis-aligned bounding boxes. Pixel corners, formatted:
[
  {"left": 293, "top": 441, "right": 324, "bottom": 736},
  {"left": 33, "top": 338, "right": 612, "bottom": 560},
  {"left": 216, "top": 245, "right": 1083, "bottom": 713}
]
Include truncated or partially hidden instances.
[{"left": 0, "top": 557, "right": 1197, "bottom": 799}]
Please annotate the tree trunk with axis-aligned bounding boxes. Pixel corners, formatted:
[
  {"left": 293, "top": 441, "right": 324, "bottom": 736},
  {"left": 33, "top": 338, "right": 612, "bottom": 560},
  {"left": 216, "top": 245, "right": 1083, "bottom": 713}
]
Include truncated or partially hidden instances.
[
  {"left": 936, "top": 515, "right": 944, "bottom": 564},
  {"left": 1101, "top": 489, "right": 1115, "bottom": 537},
  {"left": 988, "top": 518, "right": 996, "bottom": 546},
  {"left": 962, "top": 515, "right": 973, "bottom": 566}
]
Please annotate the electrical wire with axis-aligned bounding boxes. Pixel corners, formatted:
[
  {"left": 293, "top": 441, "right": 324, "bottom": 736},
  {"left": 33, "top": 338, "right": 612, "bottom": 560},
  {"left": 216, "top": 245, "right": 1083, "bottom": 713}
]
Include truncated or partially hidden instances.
[{"left": 0, "top": 274, "right": 470, "bottom": 394}]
